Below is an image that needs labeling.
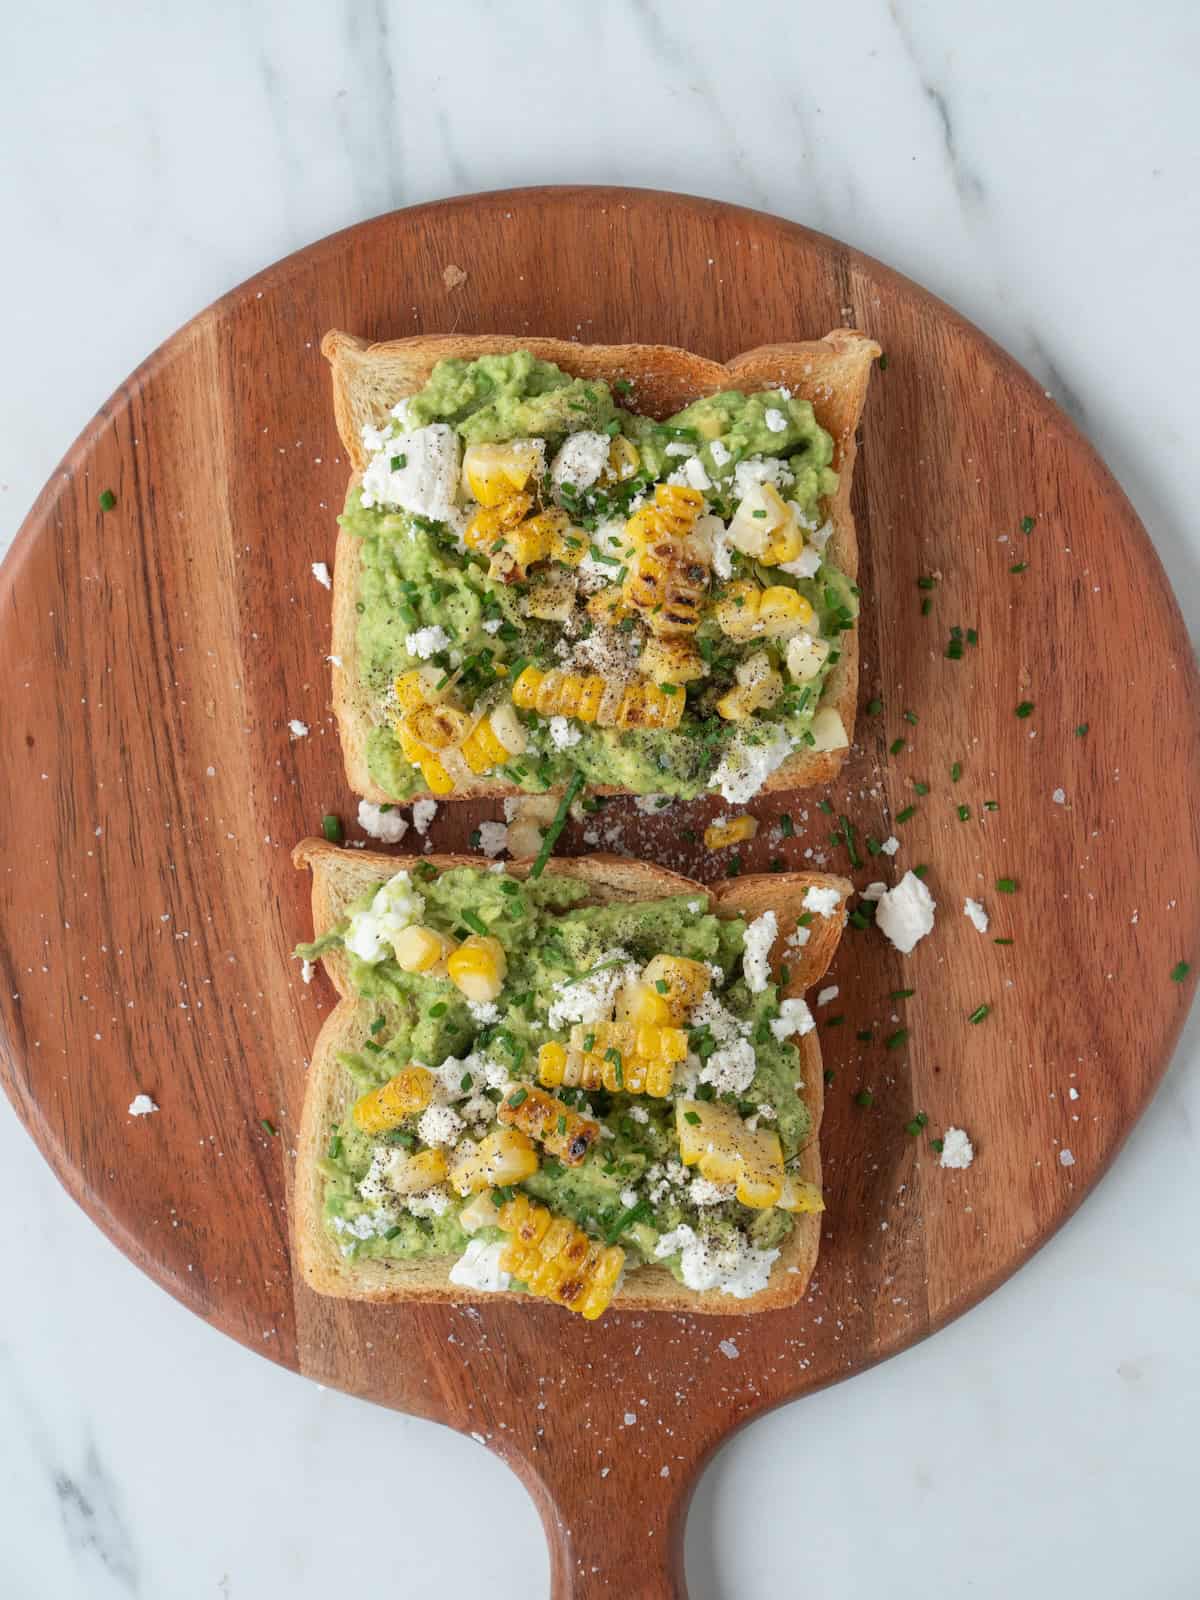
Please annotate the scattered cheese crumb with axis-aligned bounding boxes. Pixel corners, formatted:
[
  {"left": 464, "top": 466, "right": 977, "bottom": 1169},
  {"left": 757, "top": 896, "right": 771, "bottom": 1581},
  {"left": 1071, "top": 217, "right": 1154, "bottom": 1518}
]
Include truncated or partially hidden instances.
[
  {"left": 301, "top": 960, "right": 315, "bottom": 984},
  {"left": 412, "top": 799, "right": 438, "bottom": 835},
  {"left": 879, "top": 836, "right": 900, "bottom": 856},
  {"left": 288, "top": 719, "right": 309, "bottom": 739},
  {"left": 764, "top": 407, "right": 788, "bottom": 433},
  {"left": 939, "top": 1127, "right": 974, "bottom": 1169},
  {"left": 741, "top": 911, "right": 778, "bottom": 993},
  {"left": 547, "top": 716, "right": 582, "bottom": 750},
  {"left": 801, "top": 884, "right": 843, "bottom": 918},
  {"left": 718, "top": 1339, "right": 740, "bottom": 1359},
  {"left": 816, "top": 985, "right": 839, "bottom": 1007},
  {"left": 1059, "top": 1148, "right": 1076, "bottom": 1167},
  {"left": 476, "top": 821, "right": 509, "bottom": 858},
  {"left": 406, "top": 625, "right": 450, "bottom": 660},
  {"left": 311, "top": 561, "right": 332, "bottom": 589},
  {"left": 128, "top": 1094, "right": 158, "bottom": 1117},
  {"left": 860, "top": 882, "right": 888, "bottom": 902},
  {"left": 876, "top": 872, "right": 936, "bottom": 954},
  {"left": 358, "top": 800, "right": 408, "bottom": 843},
  {"left": 963, "top": 897, "right": 989, "bottom": 934},
  {"left": 1052, "top": 787, "right": 1067, "bottom": 805}
]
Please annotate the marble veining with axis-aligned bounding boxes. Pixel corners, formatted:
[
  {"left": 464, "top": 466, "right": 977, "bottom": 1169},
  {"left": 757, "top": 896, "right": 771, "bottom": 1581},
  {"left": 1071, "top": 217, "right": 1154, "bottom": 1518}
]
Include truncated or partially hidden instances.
[{"left": 1, "top": 2, "right": 1198, "bottom": 1596}]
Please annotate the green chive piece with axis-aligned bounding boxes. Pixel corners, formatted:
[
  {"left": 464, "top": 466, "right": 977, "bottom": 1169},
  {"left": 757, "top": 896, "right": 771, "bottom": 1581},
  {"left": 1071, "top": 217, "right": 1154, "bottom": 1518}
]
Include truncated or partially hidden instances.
[
  {"left": 817, "top": 799, "right": 833, "bottom": 814},
  {"left": 370, "top": 1017, "right": 385, "bottom": 1035},
  {"left": 966, "top": 628, "right": 978, "bottom": 646},
  {"left": 823, "top": 1067, "right": 835, "bottom": 1085},
  {"left": 890, "top": 738, "right": 906, "bottom": 756},
  {"left": 684, "top": 1111, "right": 701, "bottom": 1125},
  {"left": 867, "top": 697, "right": 883, "bottom": 715},
  {"left": 1021, "top": 515, "right": 1035, "bottom": 533},
  {"left": 321, "top": 813, "right": 343, "bottom": 844},
  {"left": 994, "top": 937, "right": 1014, "bottom": 946},
  {"left": 920, "top": 596, "right": 932, "bottom": 616},
  {"left": 879, "top": 353, "right": 890, "bottom": 370},
  {"left": 1010, "top": 562, "right": 1028, "bottom": 574},
  {"left": 917, "top": 576, "right": 936, "bottom": 591},
  {"left": 383, "top": 1225, "right": 402, "bottom": 1240},
  {"left": 780, "top": 813, "right": 795, "bottom": 837},
  {"left": 1171, "top": 961, "right": 1191, "bottom": 982},
  {"left": 914, "top": 782, "right": 929, "bottom": 796},
  {"left": 885, "top": 1028, "right": 908, "bottom": 1051},
  {"left": 98, "top": 489, "right": 117, "bottom": 512},
  {"left": 327, "top": 1133, "right": 342, "bottom": 1159},
  {"left": 968, "top": 1003, "right": 990, "bottom": 1024},
  {"left": 1075, "top": 723, "right": 1089, "bottom": 737},
  {"left": 855, "top": 1089, "right": 874, "bottom": 1108},
  {"left": 1016, "top": 701, "right": 1034, "bottom": 718},
  {"left": 825, "top": 1015, "right": 845, "bottom": 1028},
  {"left": 506, "top": 1088, "right": 528, "bottom": 1108},
  {"left": 913, "top": 864, "right": 930, "bottom": 879},
  {"left": 903, "top": 710, "right": 919, "bottom": 726},
  {"left": 260, "top": 1118, "right": 277, "bottom": 1136},
  {"left": 891, "top": 988, "right": 916, "bottom": 999},
  {"left": 530, "top": 770, "right": 584, "bottom": 879},
  {"left": 905, "top": 1112, "right": 929, "bottom": 1136},
  {"left": 896, "top": 805, "right": 916, "bottom": 823},
  {"left": 950, "top": 762, "right": 962, "bottom": 782},
  {"left": 984, "top": 800, "right": 1000, "bottom": 812},
  {"left": 995, "top": 877, "right": 1017, "bottom": 894},
  {"left": 945, "top": 638, "right": 964, "bottom": 660},
  {"left": 931, "top": 1137, "right": 945, "bottom": 1154},
  {"left": 957, "top": 804, "right": 970, "bottom": 822}
]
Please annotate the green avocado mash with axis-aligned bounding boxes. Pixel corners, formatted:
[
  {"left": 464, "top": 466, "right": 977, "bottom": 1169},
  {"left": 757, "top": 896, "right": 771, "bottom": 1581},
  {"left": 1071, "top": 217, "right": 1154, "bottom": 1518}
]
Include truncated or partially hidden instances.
[
  {"left": 298, "top": 866, "right": 815, "bottom": 1302},
  {"left": 341, "top": 350, "right": 856, "bottom": 802}
]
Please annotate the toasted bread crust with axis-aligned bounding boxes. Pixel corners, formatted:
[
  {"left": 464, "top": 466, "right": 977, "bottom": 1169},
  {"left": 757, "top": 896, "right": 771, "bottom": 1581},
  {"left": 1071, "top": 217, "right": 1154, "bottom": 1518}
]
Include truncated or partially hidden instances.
[
  {"left": 291, "top": 842, "right": 849, "bottom": 1316},
  {"left": 322, "top": 330, "right": 878, "bottom": 804}
]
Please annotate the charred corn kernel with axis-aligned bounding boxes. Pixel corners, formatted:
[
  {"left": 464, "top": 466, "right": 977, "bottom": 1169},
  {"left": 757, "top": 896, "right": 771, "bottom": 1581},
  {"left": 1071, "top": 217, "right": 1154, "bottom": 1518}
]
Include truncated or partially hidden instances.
[
  {"left": 392, "top": 924, "right": 457, "bottom": 974},
  {"left": 704, "top": 814, "right": 759, "bottom": 850},
  {"left": 638, "top": 635, "right": 707, "bottom": 683},
  {"left": 613, "top": 681, "right": 686, "bottom": 731},
  {"left": 715, "top": 581, "right": 814, "bottom": 642},
  {"left": 586, "top": 585, "right": 629, "bottom": 626},
  {"left": 496, "top": 1194, "right": 625, "bottom": 1319},
  {"left": 498, "top": 1084, "right": 600, "bottom": 1165},
  {"left": 449, "top": 1127, "right": 539, "bottom": 1195},
  {"left": 603, "top": 434, "right": 640, "bottom": 483},
  {"left": 623, "top": 537, "right": 709, "bottom": 637},
  {"left": 396, "top": 723, "right": 456, "bottom": 797},
  {"left": 462, "top": 441, "right": 543, "bottom": 506},
  {"left": 408, "top": 702, "right": 468, "bottom": 750},
  {"left": 385, "top": 1147, "right": 449, "bottom": 1195},
  {"left": 568, "top": 1020, "right": 688, "bottom": 1066},
  {"left": 512, "top": 665, "right": 682, "bottom": 731},
  {"left": 716, "top": 653, "right": 784, "bottom": 721},
  {"left": 641, "top": 954, "right": 711, "bottom": 1021},
  {"left": 446, "top": 934, "right": 506, "bottom": 1003},
  {"left": 653, "top": 482, "right": 705, "bottom": 535},
  {"left": 464, "top": 492, "right": 533, "bottom": 551},
  {"left": 759, "top": 587, "right": 813, "bottom": 634},
  {"left": 394, "top": 668, "right": 441, "bottom": 717},
  {"left": 457, "top": 1188, "right": 502, "bottom": 1231},
  {"left": 760, "top": 518, "right": 805, "bottom": 566},
  {"left": 554, "top": 1022, "right": 685, "bottom": 1098},
  {"left": 352, "top": 1066, "right": 435, "bottom": 1134},
  {"left": 675, "top": 1099, "right": 784, "bottom": 1208},
  {"left": 616, "top": 980, "right": 673, "bottom": 1028},
  {"left": 778, "top": 1175, "right": 825, "bottom": 1214}
]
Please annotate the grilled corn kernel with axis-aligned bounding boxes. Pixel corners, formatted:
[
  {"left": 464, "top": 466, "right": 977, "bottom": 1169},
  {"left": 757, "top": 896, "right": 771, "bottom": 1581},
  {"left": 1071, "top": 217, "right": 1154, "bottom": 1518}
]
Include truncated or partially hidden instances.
[
  {"left": 727, "top": 483, "right": 793, "bottom": 557},
  {"left": 586, "top": 585, "right": 629, "bottom": 626},
  {"left": 449, "top": 1127, "right": 539, "bottom": 1195},
  {"left": 464, "top": 492, "right": 533, "bottom": 552},
  {"left": 653, "top": 482, "right": 706, "bottom": 535},
  {"left": 352, "top": 1066, "right": 435, "bottom": 1134},
  {"left": 524, "top": 567, "right": 577, "bottom": 621},
  {"left": 760, "top": 518, "right": 805, "bottom": 566},
  {"left": 446, "top": 934, "right": 506, "bottom": 1003},
  {"left": 385, "top": 1147, "right": 449, "bottom": 1195},
  {"left": 641, "top": 954, "right": 711, "bottom": 1021},
  {"left": 675, "top": 1099, "right": 784, "bottom": 1208},
  {"left": 785, "top": 632, "right": 831, "bottom": 683},
  {"left": 638, "top": 635, "right": 707, "bottom": 683},
  {"left": 499, "top": 1084, "right": 600, "bottom": 1165},
  {"left": 408, "top": 702, "right": 468, "bottom": 751},
  {"left": 396, "top": 722, "right": 457, "bottom": 796},
  {"left": 704, "top": 814, "right": 759, "bottom": 850},
  {"left": 603, "top": 434, "right": 640, "bottom": 482},
  {"left": 778, "top": 1175, "right": 826, "bottom": 1214},
  {"left": 392, "top": 924, "right": 457, "bottom": 974},
  {"left": 536, "top": 1040, "right": 570, "bottom": 1088},
  {"left": 555, "top": 1021, "right": 685, "bottom": 1098},
  {"left": 623, "top": 536, "right": 709, "bottom": 637},
  {"left": 462, "top": 441, "right": 543, "bottom": 507},
  {"left": 394, "top": 668, "right": 442, "bottom": 717},
  {"left": 496, "top": 1193, "right": 624, "bottom": 1319},
  {"left": 615, "top": 980, "right": 673, "bottom": 1028},
  {"left": 715, "top": 582, "right": 814, "bottom": 642},
  {"left": 715, "top": 652, "right": 784, "bottom": 722}
]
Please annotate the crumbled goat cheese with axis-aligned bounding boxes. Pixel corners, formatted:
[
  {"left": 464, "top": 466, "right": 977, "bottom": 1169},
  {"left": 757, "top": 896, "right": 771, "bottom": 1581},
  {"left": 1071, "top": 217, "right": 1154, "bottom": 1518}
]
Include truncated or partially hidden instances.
[
  {"left": 311, "top": 561, "right": 332, "bottom": 589},
  {"left": 548, "top": 716, "right": 582, "bottom": 750},
  {"left": 301, "top": 960, "right": 315, "bottom": 984},
  {"left": 330, "top": 1210, "right": 397, "bottom": 1245},
  {"left": 785, "top": 924, "right": 811, "bottom": 950},
  {"left": 693, "top": 991, "right": 756, "bottom": 1094},
  {"left": 664, "top": 441, "right": 695, "bottom": 458},
  {"left": 742, "top": 911, "right": 778, "bottom": 993},
  {"left": 633, "top": 792, "right": 671, "bottom": 814},
  {"left": 809, "top": 519, "right": 833, "bottom": 549},
  {"left": 358, "top": 800, "right": 408, "bottom": 843},
  {"left": 770, "top": 998, "right": 815, "bottom": 1041},
  {"left": 428, "top": 1053, "right": 482, "bottom": 1102},
  {"left": 816, "top": 985, "right": 839, "bottom": 1006},
  {"left": 963, "top": 897, "right": 989, "bottom": 934},
  {"left": 547, "top": 950, "right": 637, "bottom": 1029},
  {"left": 778, "top": 545, "right": 822, "bottom": 579},
  {"left": 1059, "top": 1148, "right": 1075, "bottom": 1168},
  {"left": 654, "top": 1224, "right": 780, "bottom": 1299},
  {"left": 417, "top": 1105, "right": 465, "bottom": 1148},
  {"left": 701, "top": 1037, "right": 757, "bottom": 1095},
  {"left": 406, "top": 625, "right": 450, "bottom": 660},
  {"left": 476, "top": 821, "right": 509, "bottom": 858},
  {"left": 764, "top": 407, "right": 788, "bottom": 433},
  {"left": 709, "top": 440, "right": 731, "bottom": 467},
  {"left": 672, "top": 456, "right": 711, "bottom": 491},
  {"left": 551, "top": 431, "right": 610, "bottom": 493},
  {"left": 1052, "top": 787, "right": 1067, "bottom": 805},
  {"left": 733, "top": 456, "right": 795, "bottom": 499},
  {"left": 360, "top": 422, "right": 461, "bottom": 522},
  {"left": 880, "top": 836, "right": 900, "bottom": 856},
  {"left": 288, "top": 719, "right": 309, "bottom": 738},
  {"left": 689, "top": 1178, "right": 735, "bottom": 1208},
  {"left": 327, "top": 654, "right": 343, "bottom": 667},
  {"left": 407, "top": 1187, "right": 452, "bottom": 1218},
  {"left": 344, "top": 870, "right": 422, "bottom": 963},
  {"left": 860, "top": 882, "right": 888, "bottom": 902},
  {"left": 412, "top": 798, "right": 438, "bottom": 835},
  {"left": 449, "top": 1238, "right": 512, "bottom": 1293},
  {"left": 875, "top": 871, "right": 937, "bottom": 955},
  {"left": 128, "top": 1094, "right": 158, "bottom": 1117},
  {"left": 482, "top": 617, "right": 503, "bottom": 634},
  {"left": 619, "top": 1187, "right": 639, "bottom": 1209},
  {"left": 628, "top": 1104, "right": 650, "bottom": 1124},
  {"left": 357, "top": 1146, "right": 395, "bottom": 1205},
  {"left": 467, "top": 1000, "right": 500, "bottom": 1025},
  {"left": 802, "top": 884, "right": 843, "bottom": 918},
  {"left": 709, "top": 725, "right": 795, "bottom": 804},
  {"left": 939, "top": 1127, "right": 975, "bottom": 1170}
]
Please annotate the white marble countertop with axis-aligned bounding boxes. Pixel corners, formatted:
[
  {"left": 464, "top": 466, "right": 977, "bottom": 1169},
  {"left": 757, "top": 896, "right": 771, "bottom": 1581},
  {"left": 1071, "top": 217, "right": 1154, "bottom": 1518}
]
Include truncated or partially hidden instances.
[{"left": 2, "top": 3, "right": 1198, "bottom": 1595}]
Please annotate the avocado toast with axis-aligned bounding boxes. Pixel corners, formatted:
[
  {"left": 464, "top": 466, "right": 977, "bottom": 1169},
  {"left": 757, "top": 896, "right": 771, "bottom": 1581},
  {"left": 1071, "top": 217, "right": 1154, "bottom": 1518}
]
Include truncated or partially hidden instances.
[
  {"left": 321, "top": 331, "right": 879, "bottom": 807},
  {"left": 293, "top": 842, "right": 850, "bottom": 1317}
]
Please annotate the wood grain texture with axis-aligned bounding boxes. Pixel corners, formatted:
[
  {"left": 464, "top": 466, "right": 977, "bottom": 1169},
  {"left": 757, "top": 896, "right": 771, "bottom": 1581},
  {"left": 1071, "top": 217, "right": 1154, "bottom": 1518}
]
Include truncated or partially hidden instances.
[{"left": 1, "top": 187, "right": 1197, "bottom": 1598}]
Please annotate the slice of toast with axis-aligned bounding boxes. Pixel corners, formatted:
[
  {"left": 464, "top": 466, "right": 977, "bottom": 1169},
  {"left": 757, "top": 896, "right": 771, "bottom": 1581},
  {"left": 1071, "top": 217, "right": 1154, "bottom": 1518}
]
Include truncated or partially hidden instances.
[
  {"left": 292, "top": 840, "right": 851, "bottom": 1316},
  {"left": 321, "top": 330, "right": 879, "bottom": 803}
]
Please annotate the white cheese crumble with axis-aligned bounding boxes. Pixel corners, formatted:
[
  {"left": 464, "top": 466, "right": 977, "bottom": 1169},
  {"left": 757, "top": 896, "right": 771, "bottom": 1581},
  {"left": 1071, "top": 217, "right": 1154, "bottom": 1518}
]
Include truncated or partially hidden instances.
[
  {"left": 654, "top": 1224, "right": 779, "bottom": 1299},
  {"left": 482, "top": 617, "right": 503, "bottom": 634},
  {"left": 551, "top": 431, "right": 610, "bottom": 493},
  {"left": 879, "top": 836, "right": 900, "bottom": 856},
  {"left": 815, "top": 985, "right": 839, "bottom": 1007},
  {"left": 547, "top": 715, "right": 582, "bottom": 750},
  {"left": 764, "top": 407, "right": 788, "bottom": 433},
  {"left": 417, "top": 1105, "right": 465, "bottom": 1148},
  {"left": 777, "top": 545, "right": 822, "bottom": 580},
  {"left": 344, "top": 870, "right": 423, "bottom": 964},
  {"left": 709, "top": 725, "right": 795, "bottom": 804},
  {"left": 733, "top": 456, "right": 794, "bottom": 499},
  {"left": 619, "top": 1186, "right": 639, "bottom": 1209},
  {"left": 633, "top": 792, "right": 670, "bottom": 814},
  {"left": 689, "top": 1177, "right": 735, "bottom": 1207},
  {"left": 675, "top": 456, "right": 711, "bottom": 491},
  {"left": 628, "top": 1104, "right": 650, "bottom": 1124},
  {"left": 1052, "top": 787, "right": 1067, "bottom": 805},
  {"left": 476, "top": 820, "right": 509, "bottom": 858},
  {"left": 128, "top": 1094, "right": 158, "bottom": 1117},
  {"left": 357, "top": 800, "right": 408, "bottom": 843},
  {"left": 360, "top": 422, "right": 461, "bottom": 522},
  {"left": 327, "top": 654, "right": 344, "bottom": 667},
  {"left": 546, "top": 949, "right": 637, "bottom": 1030},
  {"left": 288, "top": 719, "right": 309, "bottom": 739},
  {"left": 412, "top": 798, "right": 438, "bottom": 835},
  {"left": 785, "top": 923, "right": 811, "bottom": 950},
  {"left": 801, "top": 884, "right": 843, "bottom": 918},
  {"left": 709, "top": 439, "right": 731, "bottom": 467},
  {"left": 1059, "top": 1148, "right": 1075, "bottom": 1168},
  {"left": 875, "top": 871, "right": 936, "bottom": 955},
  {"left": 860, "top": 882, "right": 888, "bottom": 902},
  {"left": 407, "top": 1187, "right": 452, "bottom": 1218},
  {"left": 939, "top": 1127, "right": 975, "bottom": 1170},
  {"left": 741, "top": 911, "right": 778, "bottom": 993},
  {"left": 770, "top": 998, "right": 815, "bottom": 1041},
  {"left": 692, "top": 990, "right": 756, "bottom": 1095},
  {"left": 406, "top": 625, "right": 450, "bottom": 660},
  {"left": 311, "top": 561, "right": 332, "bottom": 589},
  {"left": 449, "top": 1238, "right": 512, "bottom": 1293},
  {"left": 300, "top": 960, "right": 315, "bottom": 984},
  {"left": 963, "top": 897, "right": 989, "bottom": 934},
  {"left": 467, "top": 999, "right": 500, "bottom": 1025}
]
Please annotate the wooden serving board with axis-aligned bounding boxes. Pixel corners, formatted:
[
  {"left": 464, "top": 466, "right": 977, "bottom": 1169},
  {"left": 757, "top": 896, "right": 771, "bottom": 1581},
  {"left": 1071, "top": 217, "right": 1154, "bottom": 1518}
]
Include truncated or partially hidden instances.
[{"left": 2, "top": 187, "right": 1197, "bottom": 1596}]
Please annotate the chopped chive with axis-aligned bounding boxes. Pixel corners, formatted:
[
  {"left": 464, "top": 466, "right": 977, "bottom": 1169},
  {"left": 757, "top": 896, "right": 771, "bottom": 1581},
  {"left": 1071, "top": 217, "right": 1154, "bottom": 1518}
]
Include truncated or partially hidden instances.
[
  {"left": 995, "top": 877, "right": 1017, "bottom": 894},
  {"left": 823, "top": 1067, "right": 835, "bottom": 1085},
  {"left": 856, "top": 1029, "right": 873, "bottom": 1042},
  {"left": 891, "top": 988, "right": 916, "bottom": 999},
  {"left": 98, "top": 489, "right": 117, "bottom": 511},
  {"left": 896, "top": 805, "right": 916, "bottom": 823},
  {"left": 327, "top": 1133, "right": 343, "bottom": 1160},
  {"left": 866, "top": 835, "right": 882, "bottom": 855},
  {"left": 557, "top": 1114, "right": 567, "bottom": 1134},
  {"left": 768, "top": 857, "right": 784, "bottom": 872},
  {"left": 905, "top": 1112, "right": 929, "bottom": 1136},
  {"left": 945, "top": 638, "right": 964, "bottom": 660},
  {"left": 994, "top": 937, "right": 1014, "bottom": 945},
  {"left": 866, "top": 697, "right": 883, "bottom": 715},
  {"left": 780, "top": 813, "right": 794, "bottom": 837},
  {"left": 1016, "top": 701, "right": 1034, "bottom": 718},
  {"left": 1075, "top": 723, "right": 1089, "bottom": 737},
  {"left": 914, "top": 782, "right": 929, "bottom": 796},
  {"left": 383, "top": 1225, "right": 402, "bottom": 1240},
  {"left": 1021, "top": 515, "right": 1036, "bottom": 533},
  {"left": 825, "top": 1015, "right": 846, "bottom": 1028},
  {"left": 903, "top": 710, "right": 919, "bottom": 725},
  {"left": 583, "top": 1032, "right": 596, "bottom": 1052},
  {"left": 957, "top": 804, "right": 970, "bottom": 822},
  {"left": 321, "top": 813, "right": 343, "bottom": 844},
  {"left": 885, "top": 1028, "right": 908, "bottom": 1051},
  {"left": 917, "top": 576, "right": 936, "bottom": 590},
  {"left": 817, "top": 800, "right": 833, "bottom": 814},
  {"left": 462, "top": 909, "right": 489, "bottom": 937},
  {"left": 506, "top": 1088, "right": 528, "bottom": 1108},
  {"left": 529, "top": 770, "right": 584, "bottom": 879},
  {"left": 854, "top": 1089, "right": 874, "bottom": 1108},
  {"left": 428, "top": 1002, "right": 447, "bottom": 1018},
  {"left": 605, "top": 1198, "right": 652, "bottom": 1244},
  {"left": 260, "top": 1118, "right": 277, "bottom": 1136},
  {"left": 968, "top": 1003, "right": 990, "bottom": 1024},
  {"left": 1010, "top": 561, "right": 1028, "bottom": 574},
  {"left": 950, "top": 762, "right": 962, "bottom": 782},
  {"left": 879, "top": 353, "right": 889, "bottom": 371},
  {"left": 890, "top": 738, "right": 906, "bottom": 756},
  {"left": 370, "top": 1016, "right": 385, "bottom": 1035},
  {"left": 967, "top": 628, "right": 978, "bottom": 646},
  {"left": 1171, "top": 961, "right": 1191, "bottom": 982},
  {"left": 913, "top": 864, "right": 930, "bottom": 879},
  {"left": 930, "top": 1137, "right": 945, "bottom": 1154},
  {"left": 848, "top": 909, "right": 871, "bottom": 929},
  {"left": 460, "top": 1072, "right": 473, "bottom": 1091},
  {"left": 684, "top": 1110, "right": 701, "bottom": 1125}
]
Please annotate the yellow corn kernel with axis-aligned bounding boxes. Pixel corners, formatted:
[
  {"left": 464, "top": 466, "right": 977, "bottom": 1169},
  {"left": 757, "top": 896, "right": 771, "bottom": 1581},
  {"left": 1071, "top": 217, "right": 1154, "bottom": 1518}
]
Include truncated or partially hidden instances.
[
  {"left": 638, "top": 635, "right": 706, "bottom": 683},
  {"left": 536, "top": 1040, "right": 569, "bottom": 1088},
  {"left": 622, "top": 534, "right": 708, "bottom": 636},
  {"left": 616, "top": 980, "right": 673, "bottom": 1028},
  {"left": 512, "top": 665, "right": 682, "bottom": 732},
  {"left": 653, "top": 482, "right": 705, "bottom": 534},
  {"left": 463, "top": 441, "right": 543, "bottom": 507},
  {"left": 464, "top": 492, "right": 533, "bottom": 551},
  {"left": 524, "top": 567, "right": 577, "bottom": 621},
  {"left": 496, "top": 1193, "right": 625, "bottom": 1319},
  {"left": 457, "top": 1188, "right": 502, "bottom": 1231},
  {"left": 446, "top": 934, "right": 506, "bottom": 1003},
  {"left": 408, "top": 702, "right": 468, "bottom": 751},
  {"left": 603, "top": 435, "right": 640, "bottom": 483},
  {"left": 675, "top": 1100, "right": 785, "bottom": 1208},
  {"left": 385, "top": 1147, "right": 449, "bottom": 1196},
  {"left": 778, "top": 1175, "right": 826, "bottom": 1214},
  {"left": 558, "top": 1021, "right": 684, "bottom": 1097},
  {"left": 352, "top": 1066, "right": 435, "bottom": 1134},
  {"left": 586, "top": 585, "right": 630, "bottom": 626},
  {"left": 758, "top": 586, "right": 813, "bottom": 634},
  {"left": 396, "top": 723, "right": 457, "bottom": 796},
  {"left": 624, "top": 505, "right": 662, "bottom": 548},
  {"left": 498, "top": 1084, "right": 600, "bottom": 1165},
  {"left": 727, "top": 483, "right": 793, "bottom": 557},
  {"left": 394, "top": 668, "right": 437, "bottom": 717},
  {"left": 614, "top": 681, "right": 686, "bottom": 730},
  {"left": 459, "top": 714, "right": 509, "bottom": 775},
  {"left": 449, "top": 1127, "right": 539, "bottom": 1196},
  {"left": 760, "top": 518, "right": 805, "bottom": 566},
  {"left": 641, "top": 954, "right": 711, "bottom": 1022},
  {"left": 715, "top": 581, "right": 814, "bottom": 642},
  {"left": 392, "top": 924, "right": 457, "bottom": 974},
  {"left": 704, "top": 814, "right": 759, "bottom": 850}
]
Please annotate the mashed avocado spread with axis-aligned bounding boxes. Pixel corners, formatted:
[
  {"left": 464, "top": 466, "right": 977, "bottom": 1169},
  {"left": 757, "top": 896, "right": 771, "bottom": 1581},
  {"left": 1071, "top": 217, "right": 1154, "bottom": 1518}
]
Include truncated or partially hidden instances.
[
  {"left": 297, "top": 865, "right": 824, "bottom": 1309},
  {"left": 341, "top": 351, "right": 856, "bottom": 804}
]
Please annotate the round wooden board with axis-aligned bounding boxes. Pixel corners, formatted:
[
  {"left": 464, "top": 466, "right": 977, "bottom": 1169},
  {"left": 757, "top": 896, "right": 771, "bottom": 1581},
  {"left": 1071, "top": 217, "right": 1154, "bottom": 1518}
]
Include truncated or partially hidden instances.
[{"left": 2, "top": 187, "right": 1197, "bottom": 1596}]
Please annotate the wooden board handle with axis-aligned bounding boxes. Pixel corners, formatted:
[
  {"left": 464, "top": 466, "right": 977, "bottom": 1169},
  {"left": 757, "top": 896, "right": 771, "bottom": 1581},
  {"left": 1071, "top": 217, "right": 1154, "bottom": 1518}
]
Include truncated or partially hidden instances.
[{"left": 502, "top": 1439, "right": 694, "bottom": 1598}]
